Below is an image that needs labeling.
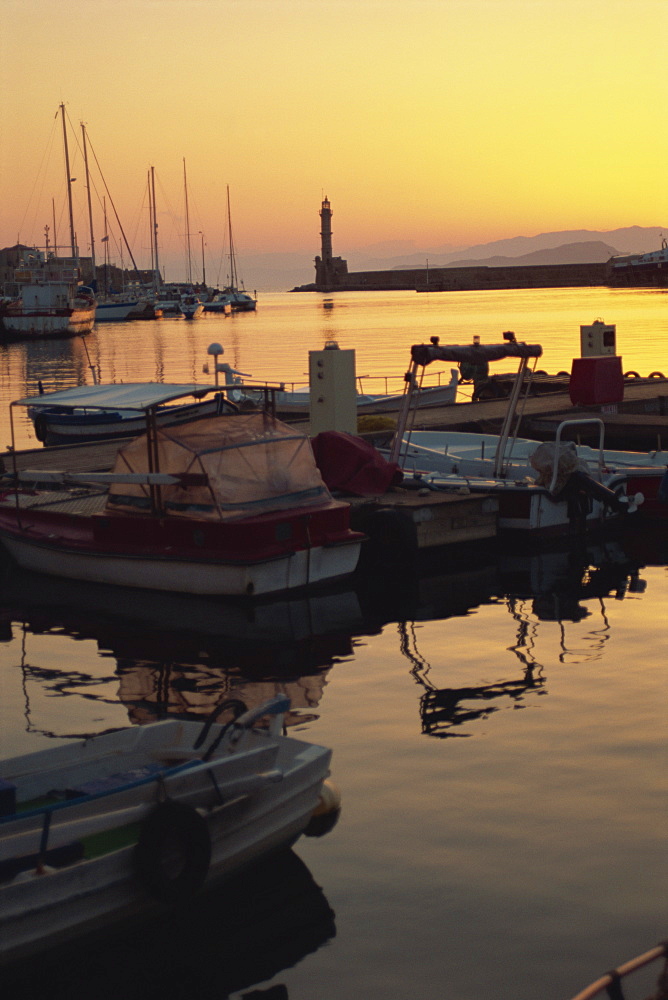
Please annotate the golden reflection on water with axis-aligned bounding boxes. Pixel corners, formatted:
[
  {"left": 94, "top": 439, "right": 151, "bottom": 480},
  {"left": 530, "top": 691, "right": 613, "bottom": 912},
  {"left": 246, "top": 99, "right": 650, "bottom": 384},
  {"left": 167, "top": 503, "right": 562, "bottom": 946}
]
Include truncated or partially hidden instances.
[
  {"left": 0, "top": 290, "right": 666, "bottom": 998},
  {"left": 2, "top": 286, "right": 668, "bottom": 450}
]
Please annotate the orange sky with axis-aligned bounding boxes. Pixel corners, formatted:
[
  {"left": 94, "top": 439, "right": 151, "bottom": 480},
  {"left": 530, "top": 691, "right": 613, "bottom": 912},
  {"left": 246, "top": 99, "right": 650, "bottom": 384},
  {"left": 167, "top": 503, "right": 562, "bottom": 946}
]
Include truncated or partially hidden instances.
[{"left": 1, "top": 0, "right": 667, "bottom": 280}]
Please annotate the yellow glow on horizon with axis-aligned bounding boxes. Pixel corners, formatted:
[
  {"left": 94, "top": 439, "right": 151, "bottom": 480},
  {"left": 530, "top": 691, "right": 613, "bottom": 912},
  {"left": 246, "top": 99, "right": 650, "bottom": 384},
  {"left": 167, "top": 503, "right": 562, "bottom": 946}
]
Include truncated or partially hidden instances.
[{"left": 1, "top": 0, "right": 667, "bottom": 275}]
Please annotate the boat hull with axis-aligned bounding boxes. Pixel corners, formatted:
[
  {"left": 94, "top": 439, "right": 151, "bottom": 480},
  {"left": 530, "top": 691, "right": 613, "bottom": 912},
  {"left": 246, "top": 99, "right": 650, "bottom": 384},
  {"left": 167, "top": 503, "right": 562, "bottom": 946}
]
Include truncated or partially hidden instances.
[
  {"left": 398, "top": 430, "right": 663, "bottom": 533},
  {"left": 0, "top": 498, "right": 363, "bottom": 596},
  {"left": 94, "top": 301, "right": 139, "bottom": 322},
  {"left": 32, "top": 394, "right": 232, "bottom": 446},
  {"left": 1, "top": 305, "right": 96, "bottom": 339},
  {"left": 0, "top": 532, "right": 361, "bottom": 595},
  {"left": 0, "top": 721, "right": 331, "bottom": 964},
  {"left": 181, "top": 305, "right": 204, "bottom": 319},
  {"left": 257, "top": 378, "right": 459, "bottom": 417}
]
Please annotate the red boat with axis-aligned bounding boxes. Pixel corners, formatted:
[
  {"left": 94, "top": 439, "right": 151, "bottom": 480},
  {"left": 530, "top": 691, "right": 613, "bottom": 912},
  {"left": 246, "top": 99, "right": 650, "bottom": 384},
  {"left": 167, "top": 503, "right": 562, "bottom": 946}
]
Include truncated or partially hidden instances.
[{"left": 0, "top": 389, "right": 363, "bottom": 597}]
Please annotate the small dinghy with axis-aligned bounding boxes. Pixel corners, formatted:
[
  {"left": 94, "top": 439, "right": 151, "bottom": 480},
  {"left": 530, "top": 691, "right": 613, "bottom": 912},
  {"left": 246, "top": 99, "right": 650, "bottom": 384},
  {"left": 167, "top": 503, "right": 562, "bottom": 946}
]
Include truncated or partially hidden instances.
[{"left": 0, "top": 695, "right": 337, "bottom": 964}]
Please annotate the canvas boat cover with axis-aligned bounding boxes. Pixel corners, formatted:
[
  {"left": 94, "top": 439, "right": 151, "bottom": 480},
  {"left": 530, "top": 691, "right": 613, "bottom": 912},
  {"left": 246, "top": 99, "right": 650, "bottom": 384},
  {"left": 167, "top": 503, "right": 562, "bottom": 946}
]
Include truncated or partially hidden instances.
[
  {"left": 410, "top": 342, "right": 543, "bottom": 367},
  {"left": 13, "top": 383, "right": 218, "bottom": 411},
  {"left": 106, "top": 411, "right": 332, "bottom": 520}
]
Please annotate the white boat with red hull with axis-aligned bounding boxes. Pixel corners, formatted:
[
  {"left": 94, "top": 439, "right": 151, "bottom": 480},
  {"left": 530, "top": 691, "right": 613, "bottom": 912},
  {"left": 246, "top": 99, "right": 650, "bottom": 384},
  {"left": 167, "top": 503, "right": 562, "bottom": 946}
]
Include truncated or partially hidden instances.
[
  {"left": 0, "top": 391, "right": 363, "bottom": 597},
  {"left": 398, "top": 427, "right": 668, "bottom": 524},
  {"left": 390, "top": 337, "right": 645, "bottom": 538},
  {"left": 1, "top": 263, "right": 96, "bottom": 339}
]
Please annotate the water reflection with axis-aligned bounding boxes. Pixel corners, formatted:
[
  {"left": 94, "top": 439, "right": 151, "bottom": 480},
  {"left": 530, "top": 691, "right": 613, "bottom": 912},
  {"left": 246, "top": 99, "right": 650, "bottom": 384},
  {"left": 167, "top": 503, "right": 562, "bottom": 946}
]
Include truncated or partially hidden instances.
[
  {"left": 497, "top": 539, "right": 646, "bottom": 666},
  {"left": 400, "top": 616, "right": 546, "bottom": 738},
  {"left": 2, "top": 848, "right": 335, "bottom": 999},
  {"left": 0, "top": 571, "right": 366, "bottom": 739},
  {"left": 2, "top": 334, "right": 94, "bottom": 394},
  {"left": 395, "top": 540, "right": 648, "bottom": 737},
  {"left": 0, "top": 537, "right": 651, "bottom": 743}
]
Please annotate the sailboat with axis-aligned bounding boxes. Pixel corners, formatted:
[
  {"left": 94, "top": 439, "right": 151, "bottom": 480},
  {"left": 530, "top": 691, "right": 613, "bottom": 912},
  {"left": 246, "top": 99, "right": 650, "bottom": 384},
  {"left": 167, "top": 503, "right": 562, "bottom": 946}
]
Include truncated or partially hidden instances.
[
  {"left": 80, "top": 121, "right": 160, "bottom": 323},
  {"left": 92, "top": 195, "right": 139, "bottom": 322},
  {"left": 180, "top": 159, "right": 204, "bottom": 319},
  {"left": 0, "top": 106, "right": 97, "bottom": 340},
  {"left": 147, "top": 167, "right": 179, "bottom": 316},
  {"left": 205, "top": 187, "right": 256, "bottom": 313}
]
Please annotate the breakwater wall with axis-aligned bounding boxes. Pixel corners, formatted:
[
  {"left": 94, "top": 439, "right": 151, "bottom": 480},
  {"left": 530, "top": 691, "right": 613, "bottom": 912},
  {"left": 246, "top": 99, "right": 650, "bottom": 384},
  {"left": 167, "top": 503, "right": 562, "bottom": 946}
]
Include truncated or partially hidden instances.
[{"left": 293, "top": 261, "right": 609, "bottom": 293}]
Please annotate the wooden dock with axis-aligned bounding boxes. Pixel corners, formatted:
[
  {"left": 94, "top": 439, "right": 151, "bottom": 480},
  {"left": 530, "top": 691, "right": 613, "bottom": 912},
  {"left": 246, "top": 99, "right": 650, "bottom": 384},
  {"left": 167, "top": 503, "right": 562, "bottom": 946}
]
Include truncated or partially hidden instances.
[
  {"left": 349, "top": 488, "right": 499, "bottom": 552},
  {"left": 291, "top": 377, "right": 668, "bottom": 451}
]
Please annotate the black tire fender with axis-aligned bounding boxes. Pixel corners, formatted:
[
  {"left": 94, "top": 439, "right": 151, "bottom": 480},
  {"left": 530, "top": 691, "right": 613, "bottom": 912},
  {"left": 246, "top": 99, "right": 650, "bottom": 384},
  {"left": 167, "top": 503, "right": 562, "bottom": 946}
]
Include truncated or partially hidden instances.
[
  {"left": 134, "top": 801, "right": 211, "bottom": 904},
  {"left": 34, "top": 415, "right": 47, "bottom": 443},
  {"left": 648, "top": 371, "right": 665, "bottom": 379},
  {"left": 624, "top": 371, "right": 641, "bottom": 379}
]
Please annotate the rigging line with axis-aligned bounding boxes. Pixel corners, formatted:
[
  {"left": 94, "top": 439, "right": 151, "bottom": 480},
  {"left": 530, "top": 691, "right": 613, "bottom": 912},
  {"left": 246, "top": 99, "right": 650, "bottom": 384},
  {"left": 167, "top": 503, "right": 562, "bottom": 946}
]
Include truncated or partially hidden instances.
[
  {"left": 20, "top": 117, "right": 59, "bottom": 247},
  {"left": 128, "top": 184, "right": 150, "bottom": 269},
  {"left": 85, "top": 132, "right": 140, "bottom": 273},
  {"left": 155, "top": 171, "right": 183, "bottom": 251}
]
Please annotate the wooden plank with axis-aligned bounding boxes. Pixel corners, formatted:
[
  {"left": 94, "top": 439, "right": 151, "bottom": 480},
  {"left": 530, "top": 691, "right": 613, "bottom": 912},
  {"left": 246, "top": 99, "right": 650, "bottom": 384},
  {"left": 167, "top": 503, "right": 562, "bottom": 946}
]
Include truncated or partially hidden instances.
[
  {"left": 1, "top": 439, "right": 129, "bottom": 475},
  {"left": 349, "top": 489, "right": 499, "bottom": 548}
]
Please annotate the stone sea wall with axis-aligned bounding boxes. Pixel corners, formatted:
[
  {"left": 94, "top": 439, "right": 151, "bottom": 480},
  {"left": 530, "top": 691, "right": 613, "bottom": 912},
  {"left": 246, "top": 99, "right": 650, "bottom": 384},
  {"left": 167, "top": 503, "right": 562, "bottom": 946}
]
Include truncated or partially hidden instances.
[{"left": 294, "top": 261, "right": 609, "bottom": 293}]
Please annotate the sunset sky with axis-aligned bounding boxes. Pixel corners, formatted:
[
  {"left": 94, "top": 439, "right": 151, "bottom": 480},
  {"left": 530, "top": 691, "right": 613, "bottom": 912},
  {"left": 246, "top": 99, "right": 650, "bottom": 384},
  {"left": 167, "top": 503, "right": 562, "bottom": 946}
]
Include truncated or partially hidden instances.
[{"left": 1, "top": 0, "right": 667, "bottom": 282}]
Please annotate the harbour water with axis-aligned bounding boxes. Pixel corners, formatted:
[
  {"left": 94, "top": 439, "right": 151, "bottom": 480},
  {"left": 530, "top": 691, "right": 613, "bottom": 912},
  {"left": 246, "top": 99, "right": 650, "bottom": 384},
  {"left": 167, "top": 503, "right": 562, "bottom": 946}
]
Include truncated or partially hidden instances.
[{"left": 0, "top": 288, "right": 666, "bottom": 999}]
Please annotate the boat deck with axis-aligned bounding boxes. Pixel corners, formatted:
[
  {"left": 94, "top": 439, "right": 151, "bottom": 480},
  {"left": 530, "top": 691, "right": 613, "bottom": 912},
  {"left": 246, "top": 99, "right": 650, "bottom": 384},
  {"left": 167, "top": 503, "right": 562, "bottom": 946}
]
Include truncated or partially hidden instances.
[
  {"left": 2, "top": 439, "right": 130, "bottom": 477},
  {"left": 0, "top": 488, "right": 108, "bottom": 516}
]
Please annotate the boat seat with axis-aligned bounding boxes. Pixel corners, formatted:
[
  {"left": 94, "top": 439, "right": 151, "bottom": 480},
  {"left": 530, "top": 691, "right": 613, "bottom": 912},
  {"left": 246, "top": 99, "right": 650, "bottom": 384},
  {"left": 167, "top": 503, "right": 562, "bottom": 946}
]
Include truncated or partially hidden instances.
[
  {"left": 148, "top": 748, "right": 205, "bottom": 763},
  {"left": 64, "top": 762, "right": 164, "bottom": 799}
]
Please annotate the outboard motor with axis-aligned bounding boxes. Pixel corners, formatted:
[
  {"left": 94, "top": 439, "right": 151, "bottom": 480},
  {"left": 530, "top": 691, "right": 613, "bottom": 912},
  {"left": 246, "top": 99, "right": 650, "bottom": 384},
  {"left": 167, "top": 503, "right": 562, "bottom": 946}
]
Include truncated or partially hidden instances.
[
  {"left": 561, "top": 470, "right": 629, "bottom": 514},
  {"left": 530, "top": 441, "right": 643, "bottom": 518}
]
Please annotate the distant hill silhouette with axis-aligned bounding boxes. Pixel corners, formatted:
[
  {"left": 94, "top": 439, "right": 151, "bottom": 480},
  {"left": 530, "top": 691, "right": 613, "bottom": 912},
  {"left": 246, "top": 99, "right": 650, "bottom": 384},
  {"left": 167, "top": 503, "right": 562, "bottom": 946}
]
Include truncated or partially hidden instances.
[
  {"left": 226, "top": 226, "right": 668, "bottom": 291},
  {"left": 397, "top": 240, "right": 621, "bottom": 269},
  {"left": 359, "top": 227, "right": 667, "bottom": 271}
]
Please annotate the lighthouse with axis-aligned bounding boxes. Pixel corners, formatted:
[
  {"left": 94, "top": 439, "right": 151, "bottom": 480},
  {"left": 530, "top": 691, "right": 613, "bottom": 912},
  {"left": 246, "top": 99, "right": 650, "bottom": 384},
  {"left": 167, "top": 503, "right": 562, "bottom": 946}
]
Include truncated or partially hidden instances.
[
  {"left": 320, "top": 196, "right": 334, "bottom": 268},
  {"left": 314, "top": 196, "right": 348, "bottom": 290}
]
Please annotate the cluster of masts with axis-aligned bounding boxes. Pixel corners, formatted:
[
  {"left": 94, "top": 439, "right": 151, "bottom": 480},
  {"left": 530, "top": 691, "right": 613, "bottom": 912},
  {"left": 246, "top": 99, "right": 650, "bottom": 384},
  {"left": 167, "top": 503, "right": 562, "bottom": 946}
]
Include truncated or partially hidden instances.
[{"left": 32, "top": 103, "right": 237, "bottom": 291}]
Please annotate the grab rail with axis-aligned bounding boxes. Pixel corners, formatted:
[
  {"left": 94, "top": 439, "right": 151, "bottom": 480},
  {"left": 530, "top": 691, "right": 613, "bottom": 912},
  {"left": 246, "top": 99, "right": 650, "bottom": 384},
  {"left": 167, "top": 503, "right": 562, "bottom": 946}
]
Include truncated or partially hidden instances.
[
  {"left": 568, "top": 940, "right": 668, "bottom": 1000},
  {"left": 549, "top": 419, "right": 605, "bottom": 494}
]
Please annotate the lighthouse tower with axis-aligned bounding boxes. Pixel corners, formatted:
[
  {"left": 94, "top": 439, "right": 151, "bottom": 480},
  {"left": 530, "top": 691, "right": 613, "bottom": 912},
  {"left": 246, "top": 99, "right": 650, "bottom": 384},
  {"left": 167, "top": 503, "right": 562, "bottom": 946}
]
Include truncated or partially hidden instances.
[
  {"left": 320, "top": 197, "right": 334, "bottom": 268},
  {"left": 314, "top": 196, "right": 348, "bottom": 290}
]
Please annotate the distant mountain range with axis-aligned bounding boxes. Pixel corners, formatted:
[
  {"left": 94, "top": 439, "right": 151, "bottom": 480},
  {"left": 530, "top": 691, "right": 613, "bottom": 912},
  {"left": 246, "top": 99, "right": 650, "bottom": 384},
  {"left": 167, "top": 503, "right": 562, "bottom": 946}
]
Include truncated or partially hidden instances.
[
  {"left": 241, "top": 226, "right": 666, "bottom": 292},
  {"left": 348, "top": 226, "right": 667, "bottom": 270},
  {"left": 395, "top": 240, "right": 620, "bottom": 269}
]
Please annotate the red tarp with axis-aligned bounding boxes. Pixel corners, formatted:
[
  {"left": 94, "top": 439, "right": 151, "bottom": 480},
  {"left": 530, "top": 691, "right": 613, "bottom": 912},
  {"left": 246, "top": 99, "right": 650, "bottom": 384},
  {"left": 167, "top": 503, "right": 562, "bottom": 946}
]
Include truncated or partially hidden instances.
[{"left": 311, "top": 432, "right": 403, "bottom": 496}]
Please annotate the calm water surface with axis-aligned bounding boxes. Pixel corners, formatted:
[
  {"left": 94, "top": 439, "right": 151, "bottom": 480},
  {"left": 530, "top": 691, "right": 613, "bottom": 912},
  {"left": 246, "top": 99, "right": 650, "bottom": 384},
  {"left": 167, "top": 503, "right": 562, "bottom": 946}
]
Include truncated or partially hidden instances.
[{"left": 0, "top": 289, "right": 666, "bottom": 999}]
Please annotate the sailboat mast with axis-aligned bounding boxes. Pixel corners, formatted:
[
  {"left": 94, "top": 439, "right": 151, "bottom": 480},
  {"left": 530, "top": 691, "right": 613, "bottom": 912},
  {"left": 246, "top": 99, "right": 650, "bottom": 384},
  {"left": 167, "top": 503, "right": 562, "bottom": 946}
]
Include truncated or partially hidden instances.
[
  {"left": 150, "top": 165, "right": 160, "bottom": 288},
  {"left": 183, "top": 158, "right": 192, "bottom": 284},
  {"left": 103, "top": 197, "right": 109, "bottom": 296},
  {"left": 147, "top": 170, "right": 154, "bottom": 279},
  {"left": 52, "top": 198, "right": 58, "bottom": 258},
  {"left": 81, "top": 122, "right": 96, "bottom": 283},
  {"left": 60, "top": 103, "right": 76, "bottom": 257},
  {"left": 226, "top": 185, "right": 237, "bottom": 288}
]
